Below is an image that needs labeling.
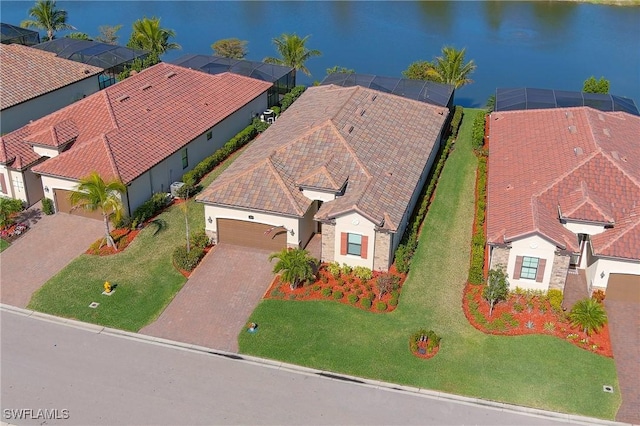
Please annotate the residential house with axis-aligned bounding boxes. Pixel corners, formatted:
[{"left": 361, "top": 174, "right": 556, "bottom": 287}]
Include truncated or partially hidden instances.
[
  {"left": 197, "top": 84, "right": 449, "bottom": 271},
  {"left": 1, "top": 62, "right": 271, "bottom": 213},
  {"left": 0, "top": 43, "right": 103, "bottom": 135},
  {"left": 486, "top": 106, "right": 640, "bottom": 299}
]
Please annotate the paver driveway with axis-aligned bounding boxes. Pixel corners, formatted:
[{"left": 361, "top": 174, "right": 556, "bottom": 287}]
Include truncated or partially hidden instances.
[
  {"left": 0, "top": 212, "right": 103, "bottom": 308},
  {"left": 140, "top": 243, "right": 274, "bottom": 353}
]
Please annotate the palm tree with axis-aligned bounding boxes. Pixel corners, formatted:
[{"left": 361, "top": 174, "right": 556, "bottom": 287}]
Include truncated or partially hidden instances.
[
  {"left": 69, "top": 172, "right": 126, "bottom": 250},
  {"left": 264, "top": 33, "right": 321, "bottom": 80},
  {"left": 127, "top": 16, "right": 181, "bottom": 56},
  {"left": 569, "top": 298, "right": 608, "bottom": 336},
  {"left": 268, "top": 247, "right": 319, "bottom": 290},
  {"left": 430, "top": 46, "right": 477, "bottom": 89},
  {"left": 21, "top": 0, "right": 75, "bottom": 41}
]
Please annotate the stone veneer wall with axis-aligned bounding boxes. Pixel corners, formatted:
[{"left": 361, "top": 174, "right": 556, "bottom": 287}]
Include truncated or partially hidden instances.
[
  {"left": 549, "top": 252, "right": 570, "bottom": 291},
  {"left": 373, "top": 231, "right": 391, "bottom": 272},
  {"left": 206, "top": 230, "right": 218, "bottom": 244},
  {"left": 489, "top": 246, "right": 510, "bottom": 271},
  {"left": 321, "top": 223, "right": 335, "bottom": 263}
]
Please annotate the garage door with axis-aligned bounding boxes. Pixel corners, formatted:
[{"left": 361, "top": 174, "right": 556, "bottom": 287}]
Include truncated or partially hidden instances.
[
  {"left": 606, "top": 274, "right": 640, "bottom": 303},
  {"left": 54, "top": 189, "right": 103, "bottom": 220},
  {"left": 217, "top": 219, "right": 287, "bottom": 251}
]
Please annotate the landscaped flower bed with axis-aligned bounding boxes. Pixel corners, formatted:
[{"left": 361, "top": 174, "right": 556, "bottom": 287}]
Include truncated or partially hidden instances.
[
  {"left": 409, "top": 329, "right": 441, "bottom": 359},
  {"left": 463, "top": 283, "right": 613, "bottom": 357},
  {"left": 264, "top": 264, "right": 406, "bottom": 313},
  {"left": 0, "top": 222, "right": 29, "bottom": 243},
  {"left": 86, "top": 228, "right": 139, "bottom": 256}
]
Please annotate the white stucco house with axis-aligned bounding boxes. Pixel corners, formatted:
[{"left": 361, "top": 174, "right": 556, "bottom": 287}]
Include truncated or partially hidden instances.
[
  {"left": 0, "top": 43, "right": 103, "bottom": 136},
  {"left": 486, "top": 106, "right": 640, "bottom": 300},
  {"left": 197, "top": 84, "right": 450, "bottom": 271},
  {"left": 1, "top": 62, "right": 271, "bottom": 215}
]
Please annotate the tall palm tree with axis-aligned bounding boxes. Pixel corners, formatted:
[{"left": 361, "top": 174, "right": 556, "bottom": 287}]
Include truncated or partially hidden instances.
[
  {"left": 21, "top": 0, "right": 74, "bottom": 41},
  {"left": 268, "top": 247, "right": 318, "bottom": 290},
  {"left": 264, "top": 33, "right": 321, "bottom": 79},
  {"left": 569, "top": 298, "right": 608, "bottom": 336},
  {"left": 69, "top": 172, "right": 126, "bottom": 250},
  {"left": 430, "top": 46, "right": 477, "bottom": 89},
  {"left": 127, "top": 16, "right": 181, "bottom": 56}
]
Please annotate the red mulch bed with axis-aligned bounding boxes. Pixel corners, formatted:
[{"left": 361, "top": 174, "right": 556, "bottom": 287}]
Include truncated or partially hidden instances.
[
  {"left": 411, "top": 341, "right": 440, "bottom": 360},
  {"left": 173, "top": 245, "right": 214, "bottom": 278},
  {"left": 86, "top": 228, "right": 139, "bottom": 256},
  {"left": 264, "top": 265, "right": 406, "bottom": 313},
  {"left": 463, "top": 283, "right": 613, "bottom": 357},
  {"left": 0, "top": 222, "right": 29, "bottom": 243}
]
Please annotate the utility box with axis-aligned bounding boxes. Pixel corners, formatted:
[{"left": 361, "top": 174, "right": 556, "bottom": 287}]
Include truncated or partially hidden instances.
[{"left": 170, "top": 182, "right": 185, "bottom": 197}]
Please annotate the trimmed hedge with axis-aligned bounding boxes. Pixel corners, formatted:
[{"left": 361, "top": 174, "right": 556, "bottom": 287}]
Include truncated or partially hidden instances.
[
  {"left": 130, "top": 192, "right": 171, "bottom": 229},
  {"left": 182, "top": 124, "right": 257, "bottom": 186},
  {"left": 42, "top": 197, "right": 54, "bottom": 215},
  {"left": 394, "top": 107, "right": 464, "bottom": 274},
  {"left": 471, "top": 112, "right": 486, "bottom": 150},
  {"left": 280, "top": 85, "right": 306, "bottom": 112},
  {"left": 468, "top": 154, "right": 487, "bottom": 284}
]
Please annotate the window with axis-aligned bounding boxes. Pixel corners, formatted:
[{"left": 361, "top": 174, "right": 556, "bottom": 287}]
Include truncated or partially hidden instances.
[
  {"left": 206, "top": 131, "right": 212, "bottom": 140},
  {"left": 347, "top": 233, "right": 362, "bottom": 256},
  {"left": 520, "top": 256, "right": 539, "bottom": 280},
  {"left": 181, "top": 148, "right": 188, "bottom": 169},
  {"left": 12, "top": 175, "right": 24, "bottom": 192}
]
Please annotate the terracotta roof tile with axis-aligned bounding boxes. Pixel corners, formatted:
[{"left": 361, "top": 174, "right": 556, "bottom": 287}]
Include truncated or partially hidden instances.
[
  {"left": 487, "top": 107, "right": 640, "bottom": 261},
  {"left": 198, "top": 84, "right": 448, "bottom": 231},
  {"left": 0, "top": 44, "right": 103, "bottom": 110},
  {"left": 15, "top": 63, "right": 271, "bottom": 183}
]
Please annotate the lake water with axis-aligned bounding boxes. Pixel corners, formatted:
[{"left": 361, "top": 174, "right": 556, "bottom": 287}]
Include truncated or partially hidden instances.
[{"left": 2, "top": 1, "right": 639, "bottom": 107}]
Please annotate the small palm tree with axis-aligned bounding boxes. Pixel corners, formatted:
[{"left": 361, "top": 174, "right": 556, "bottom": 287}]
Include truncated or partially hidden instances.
[
  {"left": 268, "top": 247, "right": 319, "bottom": 290},
  {"left": 127, "top": 16, "right": 181, "bottom": 56},
  {"left": 569, "top": 298, "right": 608, "bottom": 336},
  {"left": 430, "top": 46, "right": 477, "bottom": 89},
  {"left": 264, "top": 33, "right": 321, "bottom": 79},
  {"left": 21, "top": 0, "right": 75, "bottom": 41},
  {"left": 69, "top": 172, "right": 126, "bottom": 250}
]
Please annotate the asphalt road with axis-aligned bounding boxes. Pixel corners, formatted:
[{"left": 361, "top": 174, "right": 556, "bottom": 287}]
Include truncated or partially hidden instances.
[{"left": 0, "top": 308, "right": 599, "bottom": 426}]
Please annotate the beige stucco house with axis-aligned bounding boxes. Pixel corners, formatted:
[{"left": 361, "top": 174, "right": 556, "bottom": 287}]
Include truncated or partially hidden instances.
[
  {"left": 1, "top": 62, "right": 271, "bottom": 215},
  {"left": 197, "top": 84, "right": 449, "bottom": 271},
  {"left": 486, "top": 106, "right": 640, "bottom": 299}
]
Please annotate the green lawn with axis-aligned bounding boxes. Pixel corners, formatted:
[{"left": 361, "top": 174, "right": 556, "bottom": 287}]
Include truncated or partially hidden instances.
[
  {"left": 0, "top": 238, "right": 9, "bottom": 252},
  {"left": 239, "top": 109, "right": 620, "bottom": 419}
]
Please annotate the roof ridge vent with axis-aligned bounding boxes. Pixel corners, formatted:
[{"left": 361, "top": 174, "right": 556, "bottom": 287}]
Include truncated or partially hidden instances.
[
  {"left": 141, "top": 84, "right": 152, "bottom": 91},
  {"left": 370, "top": 94, "right": 377, "bottom": 101},
  {"left": 165, "top": 71, "right": 177, "bottom": 79},
  {"left": 116, "top": 95, "right": 130, "bottom": 102}
]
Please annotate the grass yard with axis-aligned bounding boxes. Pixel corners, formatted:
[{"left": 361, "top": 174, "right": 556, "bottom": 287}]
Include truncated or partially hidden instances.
[
  {"left": 0, "top": 238, "right": 9, "bottom": 252},
  {"left": 239, "top": 109, "right": 620, "bottom": 419}
]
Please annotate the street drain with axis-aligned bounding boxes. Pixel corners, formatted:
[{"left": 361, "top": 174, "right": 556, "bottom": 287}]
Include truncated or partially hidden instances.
[
  {"left": 89, "top": 302, "right": 99, "bottom": 309},
  {"left": 603, "top": 385, "right": 613, "bottom": 393}
]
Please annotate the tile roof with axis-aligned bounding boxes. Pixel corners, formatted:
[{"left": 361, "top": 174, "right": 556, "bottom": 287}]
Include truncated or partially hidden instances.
[
  {"left": 486, "top": 107, "right": 640, "bottom": 261},
  {"left": 1, "top": 63, "right": 272, "bottom": 181},
  {"left": 0, "top": 44, "right": 103, "bottom": 110},
  {"left": 198, "top": 84, "right": 448, "bottom": 231}
]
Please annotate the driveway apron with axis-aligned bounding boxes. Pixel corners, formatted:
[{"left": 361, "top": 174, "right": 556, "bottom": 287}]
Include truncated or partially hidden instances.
[
  {"left": 140, "top": 243, "right": 275, "bottom": 353},
  {"left": 0, "top": 212, "right": 104, "bottom": 308}
]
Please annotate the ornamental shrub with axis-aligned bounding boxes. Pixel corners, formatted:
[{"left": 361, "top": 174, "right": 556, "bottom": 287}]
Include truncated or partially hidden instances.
[
  {"left": 389, "top": 296, "right": 398, "bottom": 307},
  {"left": 333, "top": 290, "right": 344, "bottom": 300},
  {"left": 280, "top": 85, "right": 306, "bottom": 112},
  {"left": 547, "top": 289, "right": 564, "bottom": 313},
  {"left": 173, "top": 245, "right": 205, "bottom": 272},
  {"left": 376, "top": 301, "right": 387, "bottom": 312},
  {"left": 42, "top": 197, "right": 54, "bottom": 215},
  {"left": 321, "top": 287, "right": 332, "bottom": 298},
  {"left": 327, "top": 262, "right": 341, "bottom": 279},
  {"left": 471, "top": 112, "right": 486, "bottom": 150},
  {"left": 449, "top": 105, "right": 464, "bottom": 138},
  {"left": 360, "top": 297, "right": 372, "bottom": 309},
  {"left": 347, "top": 294, "right": 358, "bottom": 304},
  {"left": 340, "top": 263, "right": 353, "bottom": 276},
  {"left": 131, "top": 192, "right": 170, "bottom": 227},
  {"left": 353, "top": 266, "right": 373, "bottom": 281},
  {"left": 190, "top": 229, "right": 210, "bottom": 249}
]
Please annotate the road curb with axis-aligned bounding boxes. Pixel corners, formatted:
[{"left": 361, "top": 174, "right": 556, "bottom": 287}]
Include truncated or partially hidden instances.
[{"left": 1, "top": 304, "right": 630, "bottom": 426}]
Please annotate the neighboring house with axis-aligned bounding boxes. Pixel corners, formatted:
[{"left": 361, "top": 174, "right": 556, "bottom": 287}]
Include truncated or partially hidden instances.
[
  {"left": 1, "top": 62, "right": 271, "bottom": 213},
  {"left": 486, "top": 106, "right": 640, "bottom": 298},
  {"left": 1, "top": 23, "right": 40, "bottom": 46},
  {"left": 0, "top": 43, "right": 103, "bottom": 135},
  {"left": 197, "top": 84, "right": 449, "bottom": 271}
]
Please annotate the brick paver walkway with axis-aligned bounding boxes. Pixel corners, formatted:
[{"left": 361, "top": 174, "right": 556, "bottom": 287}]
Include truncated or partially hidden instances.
[
  {"left": 606, "top": 293, "right": 640, "bottom": 424},
  {"left": 0, "top": 209, "right": 103, "bottom": 308},
  {"left": 140, "top": 243, "right": 275, "bottom": 353}
]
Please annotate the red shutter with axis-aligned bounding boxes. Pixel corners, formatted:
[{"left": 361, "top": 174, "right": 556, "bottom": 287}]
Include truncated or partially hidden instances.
[
  {"left": 340, "top": 233, "right": 347, "bottom": 255},
  {"left": 0, "top": 174, "right": 6, "bottom": 194},
  {"left": 361, "top": 236, "right": 368, "bottom": 259},
  {"left": 535, "top": 259, "right": 547, "bottom": 283},
  {"left": 513, "top": 256, "right": 523, "bottom": 279}
]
